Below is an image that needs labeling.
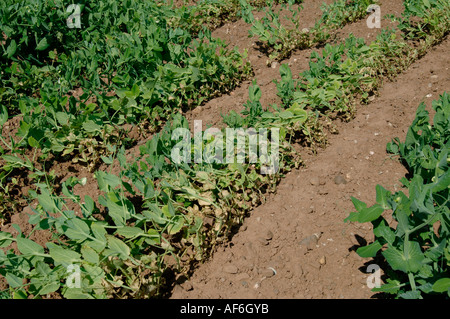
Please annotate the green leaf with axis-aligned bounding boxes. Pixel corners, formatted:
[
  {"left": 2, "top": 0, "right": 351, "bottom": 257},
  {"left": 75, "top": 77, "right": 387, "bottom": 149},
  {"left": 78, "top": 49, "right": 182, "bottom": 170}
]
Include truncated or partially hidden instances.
[
  {"left": 382, "top": 246, "right": 407, "bottom": 273},
  {"left": 95, "top": 171, "right": 121, "bottom": 191},
  {"left": 36, "top": 37, "right": 49, "bottom": 51},
  {"left": 106, "top": 235, "right": 130, "bottom": 260},
  {"left": 344, "top": 211, "right": 359, "bottom": 223},
  {"left": 142, "top": 208, "right": 166, "bottom": 225},
  {"left": 82, "top": 120, "right": 101, "bottom": 133},
  {"left": 37, "top": 189, "right": 57, "bottom": 213},
  {"left": 0, "top": 231, "right": 14, "bottom": 248},
  {"left": 12, "top": 290, "right": 28, "bottom": 299},
  {"left": 424, "top": 239, "right": 445, "bottom": 261},
  {"left": 115, "top": 226, "right": 144, "bottom": 238},
  {"left": 28, "top": 136, "right": 39, "bottom": 148},
  {"left": 373, "top": 219, "right": 396, "bottom": 245},
  {"left": 105, "top": 199, "right": 131, "bottom": 226},
  {"left": 63, "top": 288, "right": 94, "bottom": 299},
  {"left": 81, "top": 245, "right": 100, "bottom": 264},
  {"left": 432, "top": 170, "right": 450, "bottom": 193},
  {"left": 375, "top": 184, "right": 391, "bottom": 209},
  {"left": 372, "top": 279, "right": 402, "bottom": 294},
  {"left": 386, "top": 138, "right": 399, "bottom": 154},
  {"left": 35, "top": 261, "right": 52, "bottom": 276},
  {"left": 16, "top": 237, "right": 45, "bottom": 256},
  {"left": 249, "top": 82, "right": 261, "bottom": 102},
  {"left": 64, "top": 218, "right": 91, "bottom": 241},
  {"left": 39, "top": 282, "right": 60, "bottom": 295},
  {"left": 6, "top": 39, "right": 17, "bottom": 58},
  {"left": 0, "top": 105, "right": 8, "bottom": 126},
  {"left": 6, "top": 273, "right": 23, "bottom": 288},
  {"left": 382, "top": 241, "right": 425, "bottom": 274},
  {"left": 167, "top": 215, "right": 185, "bottom": 235},
  {"left": 103, "top": 174, "right": 122, "bottom": 189},
  {"left": 356, "top": 241, "right": 382, "bottom": 258},
  {"left": 2, "top": 155, "right": 26, "bottom": 167},
  {"left": 279, "top": 63, "right": 292, "bottom": 81},
  {"left": 89, "top": 223, "right": 107, "bottom": 252},
  {"left": 48, "top": 246, "right": 82, "bottom": 265},
  {"left": 55, "top": 112, "right": 69, "bottom": 125},
  {"left": 162, "top": 205, "right": 173, "bottom": 218},
  {"left": 432, "top": 278, "right": 450, "bottom": 293},
  {"left": 395, "top": 207, "right": 411, "bottom": 235},
  {"left": 351, "top": 196, "right": 367, "bottom": 212},
  {"left": 101, "top": 155, "right": 114, "bottom": 165},
  {"left": 357, "top": 204, "right": 384, "bottom": 223},
  {"left": 398, "top": 290, "right": 422, "bottom": 299},
  {"left": 126, "top": 83, "right": 140, "bottom": 99},
  {"left": 83, "top": 195, "right": 95, "bottom": 216}
]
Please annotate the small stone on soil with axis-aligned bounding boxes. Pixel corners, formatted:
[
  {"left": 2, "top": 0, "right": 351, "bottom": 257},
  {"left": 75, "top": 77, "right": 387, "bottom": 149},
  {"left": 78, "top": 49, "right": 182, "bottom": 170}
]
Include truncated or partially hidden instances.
[
  {"left": 310, "top": 177, "right": 320, "bottom": 186},
  {"left": 223, "top": 264, "right": 239, "bottom": 274},
  {"left": 334, "top": 175, "right": 347, "bottom": 185},
  {"left": 265, "top": 230, "right": 273, "bottom": 240}
]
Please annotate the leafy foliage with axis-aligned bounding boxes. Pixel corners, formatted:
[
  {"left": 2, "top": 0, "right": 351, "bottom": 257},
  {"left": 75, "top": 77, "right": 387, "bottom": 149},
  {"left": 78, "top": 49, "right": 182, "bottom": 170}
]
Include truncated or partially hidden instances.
[
  {"left": 345, "top": 93, "right": 450, "bottom": 298},
  {"left": 0, "top": 0, "right": 449, "bottom": 300},
  {"left": 0, "top": 0, "right": 252, "bottom": 163}
]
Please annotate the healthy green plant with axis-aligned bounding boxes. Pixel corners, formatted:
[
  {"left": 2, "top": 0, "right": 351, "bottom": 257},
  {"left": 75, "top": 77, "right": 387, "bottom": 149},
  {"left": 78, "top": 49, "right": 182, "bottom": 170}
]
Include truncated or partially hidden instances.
[
  {"left": 0, "top": 0, "right": 253, "bottom": 165},
  {"left": 345, "top": 93, "right": 449, "bottom": 298}
]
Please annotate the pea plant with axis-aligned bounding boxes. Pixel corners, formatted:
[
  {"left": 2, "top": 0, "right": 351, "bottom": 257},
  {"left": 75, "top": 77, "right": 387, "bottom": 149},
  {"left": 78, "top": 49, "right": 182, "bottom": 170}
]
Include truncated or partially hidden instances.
[
  {"left": 345, "top": 93, "right": 449, "bottom": 298},
  {"left": 248, "top": 0, "right": 376, "bottom": 64}
]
